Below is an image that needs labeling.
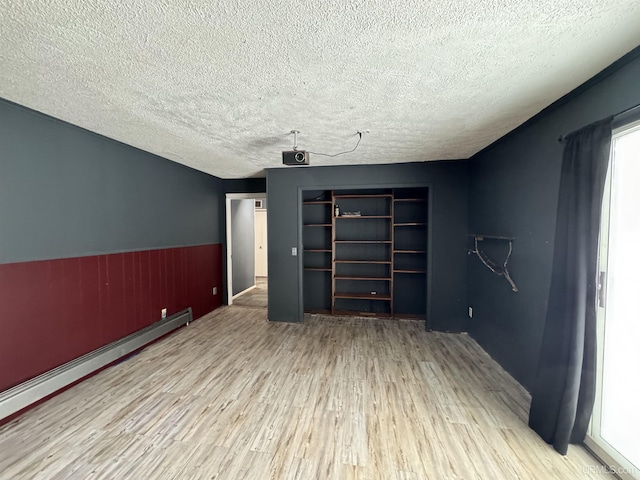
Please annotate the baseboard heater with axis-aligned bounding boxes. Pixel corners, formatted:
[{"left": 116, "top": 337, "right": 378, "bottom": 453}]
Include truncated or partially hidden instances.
[{"left": 0, "top": 307, "right": 192, "bottom": 423}]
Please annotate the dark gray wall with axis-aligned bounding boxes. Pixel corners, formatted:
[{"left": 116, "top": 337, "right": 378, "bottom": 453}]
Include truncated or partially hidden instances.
[
  {"left": 267, "top": 161, "right": 469, "bottom": 329},
  {"left": 224, "top": 178, "right": 266, "bottom": 195},
  {"left": 468, "top": 47, "right": 640, "bottom": 390},
  {"left": 0, "top": 99, "right": 223, "bottom": 264},
  {"left": 231, "top": 199, "right": 255, "bottom": 296}
]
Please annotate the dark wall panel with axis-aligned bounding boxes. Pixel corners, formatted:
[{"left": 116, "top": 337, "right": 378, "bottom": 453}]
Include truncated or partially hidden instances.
[
  {"left": 468, "top": 48, "right": 640, "bottom": 390},
  {"left": 223, "top": 178, "right": 266, "bottom": 194},
  {"left": 0, "top": 99, "right": 223, "bottom": 264},
  {"left": 267, "top": 161, "right": 468, "bottom": 329}
]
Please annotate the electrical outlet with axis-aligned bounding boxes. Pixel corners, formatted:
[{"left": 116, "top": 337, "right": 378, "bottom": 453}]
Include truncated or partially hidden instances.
[
  {"left": 213, "top": 287, "right": 217, "bottom": 295},
  {"left": 161, "top": 308, "right": 167, "bottom": 319},
  {"left": 291, "top": 247, "right": 297, "bottom": 256},
  {"left": 468, "top": 307, "right": 473, "bottom": 318}
]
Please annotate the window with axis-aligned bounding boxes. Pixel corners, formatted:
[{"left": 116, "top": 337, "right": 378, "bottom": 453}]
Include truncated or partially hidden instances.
[{"left": 587, "top": 120, "right": 640, "bottom": 480}]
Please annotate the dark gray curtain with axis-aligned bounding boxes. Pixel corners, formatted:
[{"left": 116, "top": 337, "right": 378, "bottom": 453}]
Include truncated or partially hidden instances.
[{"left": 528, "top": 117, "right": 613, "bottom": 455}]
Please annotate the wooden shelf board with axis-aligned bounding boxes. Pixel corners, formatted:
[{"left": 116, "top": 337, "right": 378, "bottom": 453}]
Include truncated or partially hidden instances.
[
  {"left": 392, "top": 313, "right": 426, "bottom": 320},
  {"left": 333, "top": 194, "right": 392, "bottom": 199},
  {"left": 335, "top": 260, "right": 391, "bottom": 264},
  {"left": 304, "top": 223, "right": 332, "bottom": 227},
  {"left": 304, "top": 309, "right": 332, "bottom": 315},
  {"left": 393, "top": 250, "right": 426, "bottom": 254},
  {"left": 334, "top": 293, "right": 392, "bottom": 300},
  {"left": 335, "top": 240, "right": 391, "bottom": 244},
  {"left": 303, "top": 200, "right": 331, "bottom": 205},
  {"left": 326, "top": 310, "right": 423, "bottom": 320},
  {"left": 304, "top": 249, "right": 332, "bottom": 252},
  {"left": 394, "top": 222, "right": 427, "bottom": 226},
  {"left": 331, "top": 309, "right": 394, "bottom": 318},
  {"left": 334, "top": 276, "right": 392, "bottom": 281},
  {"left": 336, "top": 215, "right": 391, "bottom": 219},
  {"left": 304, "top": 268, "right": 332, "bottom": 272},
  {"left": 393, "top": 269, "right": 426, "bottom": 274}
]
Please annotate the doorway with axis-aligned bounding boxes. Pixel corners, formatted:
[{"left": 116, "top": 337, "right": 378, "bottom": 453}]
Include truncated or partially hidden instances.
[
  {"left": 587, "top": 120, "right": 640, "bottom": 479},
  {"left": 225, "top": 193, "right": 267, "bottom": 308}
]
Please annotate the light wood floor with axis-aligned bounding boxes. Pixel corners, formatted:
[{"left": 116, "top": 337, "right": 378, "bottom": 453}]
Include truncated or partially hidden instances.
[
  {"left": 233, "top": 277, "right": 268, "bottom": 309},
  {"left": 0, "top": 306, "right": 608, "bottom": 479}
]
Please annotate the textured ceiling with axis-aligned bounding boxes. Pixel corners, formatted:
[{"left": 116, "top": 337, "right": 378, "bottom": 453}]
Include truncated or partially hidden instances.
[{"left": 1, "top": 1, "right": 640, "bottom": 179}]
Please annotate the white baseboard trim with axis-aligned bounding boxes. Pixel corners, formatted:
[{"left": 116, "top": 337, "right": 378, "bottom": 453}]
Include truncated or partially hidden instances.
[{"left": 232, "top": 284, "right": 257, "bottom": 300}]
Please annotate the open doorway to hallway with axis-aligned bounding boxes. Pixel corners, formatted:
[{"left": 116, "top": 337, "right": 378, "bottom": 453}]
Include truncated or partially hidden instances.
[{"left": 226, "top": 193, "right": 268, "bottom": 309}]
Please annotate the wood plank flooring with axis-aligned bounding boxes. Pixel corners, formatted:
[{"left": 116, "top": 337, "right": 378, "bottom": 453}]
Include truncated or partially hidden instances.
[
  {"left": 0, "top": 306, "right": 608, "bottom": 479},
  {"left": 233, "top": 277, "right": 268, "bottom": 309}
]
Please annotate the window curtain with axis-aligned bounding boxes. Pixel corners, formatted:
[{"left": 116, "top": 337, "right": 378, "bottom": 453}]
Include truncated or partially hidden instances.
[{"left": 528, "top": 117, "right": 613, "bottom": 455}]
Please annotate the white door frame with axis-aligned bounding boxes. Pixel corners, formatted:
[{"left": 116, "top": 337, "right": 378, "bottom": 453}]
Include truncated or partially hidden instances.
[
  {"left": 586, "top": 120, "right": 640, "bottom": 480},
  {"left": 225, "top": 193, "right": 266, "bottom": 305}
]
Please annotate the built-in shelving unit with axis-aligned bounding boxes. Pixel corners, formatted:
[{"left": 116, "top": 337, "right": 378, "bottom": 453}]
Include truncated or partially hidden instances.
[
  {"left": 302, "top": 188, "right": 428, "bottom": 319},
  {"left": 332, "top": 190, "right": 393, "bottom": 317},
  {"left": 392, "top": 188, "right": 428, "bottom": 317},
  {"left": 302, "top": 192, "right": 334, "bottom": 313}
]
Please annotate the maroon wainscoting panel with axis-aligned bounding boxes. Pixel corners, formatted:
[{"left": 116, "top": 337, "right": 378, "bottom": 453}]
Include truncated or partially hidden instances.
[{"left": 0, "top": 244, "right": 222, "bottom": 392}]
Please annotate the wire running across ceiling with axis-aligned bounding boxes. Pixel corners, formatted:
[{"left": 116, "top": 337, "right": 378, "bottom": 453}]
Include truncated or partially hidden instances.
[{"left": 1, "top": 0, "right": 640, "bottom": 178}]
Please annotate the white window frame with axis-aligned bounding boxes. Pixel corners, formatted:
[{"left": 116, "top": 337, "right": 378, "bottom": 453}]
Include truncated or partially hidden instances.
[{"left": 585, "top": 119, "right": 640, "bottom": 480}]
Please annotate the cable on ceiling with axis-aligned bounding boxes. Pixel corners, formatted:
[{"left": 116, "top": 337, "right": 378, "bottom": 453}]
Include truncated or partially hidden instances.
[{"left": 308, "top": 132, "right": 364, "bottom": 158}]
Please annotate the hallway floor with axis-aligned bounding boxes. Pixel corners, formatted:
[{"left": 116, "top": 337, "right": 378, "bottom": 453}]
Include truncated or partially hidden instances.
[{"left": 233, "top": 277, "right": 268, "bottom": 309}]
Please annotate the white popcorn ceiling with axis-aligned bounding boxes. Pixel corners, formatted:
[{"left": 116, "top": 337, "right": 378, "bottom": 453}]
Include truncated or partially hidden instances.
[{"left": 1, "top": 1, "right": 640, "bottom": 179}]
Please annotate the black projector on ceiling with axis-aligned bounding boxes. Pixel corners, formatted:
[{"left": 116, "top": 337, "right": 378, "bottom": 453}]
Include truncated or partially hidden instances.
[{"left": 282, "top": 150, "right": 309, "bottom": 165}]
